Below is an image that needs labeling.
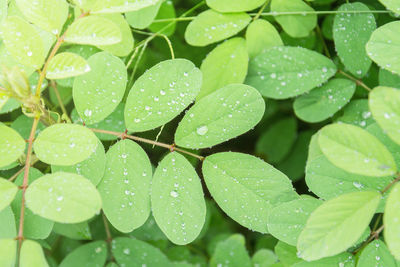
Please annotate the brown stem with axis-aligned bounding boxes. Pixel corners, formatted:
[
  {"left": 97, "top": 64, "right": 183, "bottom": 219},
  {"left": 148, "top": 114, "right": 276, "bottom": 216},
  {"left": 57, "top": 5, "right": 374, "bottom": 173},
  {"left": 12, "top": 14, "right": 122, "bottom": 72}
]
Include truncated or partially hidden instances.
[
  {"left": 8, "top": 158, "right": 39, "bottom": 182},
  {"left": 337, "top": 70, "right": 371, "bottom": 92},
  {"left": 102, "top": 213, "right": 112, "bottom": 243},
  {"left": 381, "top": 174, "right": 400, "bottom": 194}
]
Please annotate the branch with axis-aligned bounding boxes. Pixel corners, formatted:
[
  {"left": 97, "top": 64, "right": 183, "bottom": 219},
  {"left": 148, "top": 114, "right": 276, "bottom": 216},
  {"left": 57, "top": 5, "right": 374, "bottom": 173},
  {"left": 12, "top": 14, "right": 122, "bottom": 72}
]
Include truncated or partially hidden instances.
[
  {"left": 381, "top": 173, "right": 400, "bottom": 194},
  {"left": 337, "top": 70, "right": 372, "bottom": 92}
]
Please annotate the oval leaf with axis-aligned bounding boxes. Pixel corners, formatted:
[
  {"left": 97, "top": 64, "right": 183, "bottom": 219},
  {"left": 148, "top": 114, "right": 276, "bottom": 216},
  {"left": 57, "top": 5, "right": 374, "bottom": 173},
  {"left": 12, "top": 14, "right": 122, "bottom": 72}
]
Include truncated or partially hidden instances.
[
  {"left": 59, "top": 241, "right": 107, "bottom": 267},
  {"left": 25, "top": 172, "right": 102, "bottom": 223},
  {"left": 124, "top": 58, "right": 202, "bottom": 132},
  {"left": 73, "top": 51, "right": 127, "bottom": 124},
  {"left": 184, "top": 9, "right": 250, "bottom": 47},
  {"left": 206, "top": 0, "right": 264, "bottom": 12},
  {"left": 175, "top": 84, "right": 265, "bottom": 149},
  {"left": 357, "top": 240, "right": 396, "bottom": 267},
  {"left": 384, "top": 182, "right": 400, "bottom": 260},
  {"left": 246, "top": 46, "right": 337, "bottom": 99},
  {"left": 297, "top": 191, "right": 380, "bottom": 261},
  {"left": 151, "top": 152, "right": 206, "bottom": 245},
  {"left": 46, "top": 52, "right": 90, "bottom": 79},
  {"left": 20, "top": 240, "right": 48, "bottom": 267},
  {"left": 0, "top": 123, "right": 25, "bottom": 168},
  {"left": 379, "top": 0, "right": 400, "bottom": 14},
  {"left": 202, "top": 152, "right": 298, "bottom": 233},
  {"left": 246, "top": 19, "right": 283, "bottom": 58},
  {"left": 98, "top": 140, "right": 152, "bottom": 233},
  {"left": 0, "top": 179, "right": 18, "bottom": 212},
  {"left": 125, "top": 0, "right": 162, "bottom": 29},
  {"left": 0, "top": 239, "right": 17, "bottom": 267},
  {"left": 210, "top": 234, "right": 252, "bottom": 267},
  {"left": 318, "top": 123, "right": 397, "bottom": 177},
  {"left": 89, "top": 0, "right": 160, "bottom": 14}
]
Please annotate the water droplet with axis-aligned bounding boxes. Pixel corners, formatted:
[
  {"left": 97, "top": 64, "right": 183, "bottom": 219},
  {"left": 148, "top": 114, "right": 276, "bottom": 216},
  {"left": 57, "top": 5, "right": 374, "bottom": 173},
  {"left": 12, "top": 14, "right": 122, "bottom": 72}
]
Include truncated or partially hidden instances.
[
  {"left": 196, "top": 125, "right": 208, "bottom": 135},
  {"left": 123, "top": 248, "right": 130, "bottom": 255},
  {"left": 170, "top": 191, "right": 178, "bottom": 198}
]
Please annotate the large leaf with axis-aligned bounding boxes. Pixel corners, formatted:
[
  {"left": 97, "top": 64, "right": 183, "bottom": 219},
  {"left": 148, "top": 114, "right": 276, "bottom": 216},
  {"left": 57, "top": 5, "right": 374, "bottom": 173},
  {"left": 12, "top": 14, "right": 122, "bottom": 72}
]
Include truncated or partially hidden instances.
[
  {"left": 98, "top": 140, "right": 152, "bottom": 233},
  {"left": 202, "top": 152, "right": 298, "bottom": 233},
  {"left": 384, "top": 182, "right": 400, "bottom": 260},
  {"left": 333, "top": 3, "right": 376, "bottom": 77},
  {"left": 151, "top": 152, "right": 206, "bottom": 245},
  {"left": 0, "top": 123, "right": 25, "bottom": 168},
  {"left": 175, "top": 84, "right": 265, "bottom": 149},
  {"left": 318, "top": 123, "right": 397, "bottom": 177},
  {"left": 73, "top": 51, "right": 127, "bottom": 124},
  {"left": 246, "top": 19, "right": 283, "bottom": 58},
  {"left": 366, "top": 21, "right": 400, "bottom": 75},
  {"left": 20, "top": 240, "right": 48, "bottom": 267},
  {"left": 25, "top": 172, "right": 102, "bottom": 223},
  {"left": 246, "top": 46, "right": 336, "bottom": 99},
  {"left": 270, "top": 0, "right": 317, "bottom": 38},
  {"left": 59, "top": 241, "right": 107, "bottom": 267},
  {"left": 293, "top": 79, "right": 356, "bottom": 123},
  {"left": 184, "top": 9, "right": 250, "bottom": 47},
  {"left": 33, "top": 123, "right": 98, "bottom": 166},
  {"left": 206, "top": 0, "right": 264, "bottom": 12},
  {"left": 369, "top": 86, "right": 400, "bottom": 145},
  {"left": 297, "top": 191, "right": 381, "bottom": 261},
  {"left": 0, "top": 239, "right": 17, "bottom": 267},
  {"left": 0, "top": 16, "right": 45, "bottom": 69},
  {"left": 197, "top": 37, "right": 248, "bottom": 99},
  {"left": 210, "top": 234, "right": 252, "bottom": 267},
  {"left": 0, "top": 179, "right": 18, "bottom": 212},
  {"left": 64, "top": 16, "right": 122, "bottom": 45},
  {"left": 15, "top": 0, "right": 68, "bottom": 35},
  {"left": 46, "top": 52, "right": 90, "bottom": 79},
  {"left": 124, "top": 59, "right": 202, "bottom": 132},
  {"left": 379, "top": 0, "right": 400, "bottom": 14},
  {"left": 357, "top": 240, "right": 396, "bottom": 267}
]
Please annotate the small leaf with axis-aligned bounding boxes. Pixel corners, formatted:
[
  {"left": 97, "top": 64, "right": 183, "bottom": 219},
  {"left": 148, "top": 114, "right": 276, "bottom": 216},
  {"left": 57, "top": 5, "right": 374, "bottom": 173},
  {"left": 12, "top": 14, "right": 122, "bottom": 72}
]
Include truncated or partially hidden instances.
[
  {"left": 366, "top": 21, "right": 400, "bottom": 75},
  {"left": 151, "top": 152, "right": 206, "bottom": 245},
  {"left": 202, "top": 152, "right": 298, "bottom": 233},
  {"left": 59, "top": 241, "right": 107, "bottom": 267},
  {"left": 175, "top": 84, "right": 265, "bottom": 149},
  {"left": 0, "top": 16, "right": 45, "bottom": 69},
  {"left": 125, "top": 0, "right": 162, "bottom": 29},
  {"left": 64, "top": 16, "right": 122, "bottom": 45},
  {"left": 379, "top": 0, "right": 400, "bottom": 15},
  {"left": 292, "top": 252, "right": 355, "bottom": 267},
  {"left": 335, "top": 99, "right": 374, "bottom": 128},
  {"left": 184, "top": 9, "right": 250, "bottom": 47},
  {"left": 46, "top": 52, "right": 90, "bottom": 79},
  {"left": 25, "top": 172, "right": 102, "bottom": 223},
  {"left": 333, "top": 3, "right": 376, "bottom": 77},
  {"left": 98, "top": 140, "right": 152, "bottom": 233},
  {"left": 293, "top": 79, "right": 356, "bottom": 123},
  {"left": 0, "top": 207, "right": 17, "bottom": 239},
  {"left": 20, "top": 240, "right": 48, "bottom": 267},
  {"left": 210, "top": 234, "right": 252, "bottom": 267},
  {"left": 297, "top": 191, "right": 381, "bottom": 261},
  {"left": 89, "top": 0, "right": 160, "bottom": 14},
  {"left": 357, "top": 240, "right": 396, "bottom": 267},
  {"left": 252, "top": 249, "right": 278, "bottom": 267},
  {"left": 246, "top": 46, "right": 337, "bottom": 99},
  {"left": 369, "top": 86, "right": 400, "bottom": 145},
  {"left": 33, "top": 123, "right": 99, "bottom": 166},
  {"left": 53, "top": 222, "right": 91, "bottom": 240},
  {"left": 124, "top": 59, "right": 202, "bottom": 132},
  {"left": 0, "top": 123, "right": 25, "bottom": 168},
  {"left": 206, "top": 0, "right": 264, "bottom": 12},
  {"left": 148, "top": 0, "right": 176, "bottom": 36},
  {"left": 275, "top": 241, "right": 302, "bottom": 267},
  {"left": 384, "top": 183, "right": 400, "bottom": 260},
  {"left": 0, "top": 179, "right": 18, "bottom": 212},
  {"left": 0, "top": 239, "right": 17, "bottom": 267},
  {"left": 318, "top": 123, "right": 397, "bottom": 177},
  {"left": 197, "top": 37, "right": 248, "bottom": 99},
  {"left": 246, "top": 19, "right": 283, "bottom": 58},
  {"left": 15, "top": 0, "right": 68, "bottom": 35},
  {"left": 73, "top": 51, "right": 127, "bottom": 124},
  {"left": 271, "top": 0, "right": 317, "bottom": 38},
  {"left": 379, "top": 68, "right": 400, "bottom": 89}
]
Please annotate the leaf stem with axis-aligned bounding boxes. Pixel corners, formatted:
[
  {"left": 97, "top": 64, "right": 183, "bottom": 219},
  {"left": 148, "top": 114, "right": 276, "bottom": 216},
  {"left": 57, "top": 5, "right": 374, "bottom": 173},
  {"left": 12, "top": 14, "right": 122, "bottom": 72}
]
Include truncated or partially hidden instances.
[
  {"left": 102, "top": 212, "right": 112, "bottom": 243},
  {"left": 381, "top": 173, "right": 400, "bottom": 194},
  {"left": 8, "top": 158, "right": 39, "bottom": 182},
  {"left": 337, "top": 70, "right": 371, "bottom": 92},
  {"left": 89, "top": 128, "right": 205, "bottom": 161},
  {"left": 253, "top": 0, "right": 271, "bottom": 21},
  {"left": 49, "top": 81, "right": 70, "bottom": 122},
  {"left": 131, "top": 29, "right": 175, "bottom": 59}
]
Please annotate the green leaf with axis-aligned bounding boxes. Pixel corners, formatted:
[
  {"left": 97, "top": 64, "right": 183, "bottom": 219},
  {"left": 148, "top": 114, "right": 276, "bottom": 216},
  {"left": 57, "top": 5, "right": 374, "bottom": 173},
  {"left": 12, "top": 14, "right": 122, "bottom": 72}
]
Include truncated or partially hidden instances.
[
  {"left": 275, "top": 241, "right": 302, "bottom": 267},
  {"left": 0, "top": 207, "right": 16, "bottom": 239},
  {"left": 124, "top": 59, "right": 202, "bottom": 132},
  {"left": 0, "top": 239, "right": 17, "bottom": 267},
  {"left": 202, "top": 152, "right": 298, "bottom": 233},
  {"left": 333, "top": 3, "right": 376, "bottom": 78},
  {"left": 335, "top": 99, "right": 374, "bottom": 128},
  {"left": 318, "top": 123, "right": 397, "bottom": 177},
  {"left": 52, "top": 139, "right": 106, "bottom": 186},
  {"left": 87, "top": 0, "right": 160, "bottom": 14},
  {"left": 246, "top": 19, "right": 283, "bottom": 58},
  {"left": 379, "top": 69, "right": 400, "bottom": 89},
  {"left": 0, "top": 0, "right": 6, "bottom": 23},
  {"left": 210, "top": 234, "right": 252, "bottom": 267},
  {"left": 267, "top": 198, "right": 322, "bottom": 246},
  {"left": 297, "top": 191, "right": 381, "bottom": 261},
  {"left": 384, "top": 182, "right": 400, "bottom": 260},
  {"left": 98, "top": 140, "right": 152, "bottom": 233},
  {"left": 246, "top": 46, "right": 337, "bottom": 99},
  {"left": 292, "top": 252, "right": 355, "bottom": 267},
  {"left": 369, "top": 86, "right": 400, "bottom": 145},
  {"left": 206, "top": 0, "right": 264, "bottom": 12},
  {"left": 379, "top": 0, "right": 400, "bottom": 15},
  {"left": 256, "top": 117, "right": 297, "bottom": 164},
  {"left": 0, "top": 16, "right": 45, "bottom": 69},
  {"left": 112, "top": 237, "right": 172, "bottom": 267},
  {"left": 151, "top": 152, "right": 206, "bottom": 245},
  {"left": 53, "top": 222, "right": 91, "bottom": 240},
  {"left": 97, "top": 14, "right": 134, "bottom": 57},
  {"left": 0, "top": 178, "right": 18, "bottom": 212},
  {"left": 252, "top": 249, "right": 278, "bottom": 267},
  {"left": 197, "top": 37, "right": 248, "bottom": 99},
  {"left": 184, "top": 10, "right": 251, "bottom": 47},
  {"left": 175, "top": 84, "right": 265, "bottom": 149},
  {"left": 293, "top": 79, "right": 356, "bottom": 123},
  {"left": 59, "top": 241, "right": 107, "bottom": 267},
  {"left": 125, "top": 0, "right": 162, "bottom": 29},
  {"left": 33, "top": 123, "right": 99, "bottom": 166},
  {"left": 0, "top": 123, "right": 25, "bottom": 168},
  {"left": 46, "top": 52, "right": 90, "bottom": 79},
  {"left": 270, "top": 0, "right": 317, "bottom": 38},
  {"left": 15, "top": 0, "right": 69, "bottom": 35},
  {"left": 148, "top": 0, "right": 176, "bottom": 36},
  {"left": 25, "top": 172, "right": 102, "bottom": 223},
  {"left": 73, "top": 51, "right": 127, "bottom": 124},
  {"left": 20, "top": 240, "right": 48, "bottom": 267},
  {"left": 357, "top": 240, "right": 396, "bottom": 267},
  {"left": 366, "top": 21, "right": 400, "bottom": 75},
  {"left": 64, "top": 16, "right": 122, "bottom": 45}
]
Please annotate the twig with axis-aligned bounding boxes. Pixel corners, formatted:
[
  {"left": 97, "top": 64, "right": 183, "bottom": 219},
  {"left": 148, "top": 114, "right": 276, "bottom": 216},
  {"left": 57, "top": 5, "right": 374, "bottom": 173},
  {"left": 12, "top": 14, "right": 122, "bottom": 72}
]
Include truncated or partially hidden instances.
[
  {"left": 337, "top": 70, "right": 371, "bottom": 92},
  {"left": 49, "top": 81, "right": 70, "bottom": 121},
  {"left": 253, "top": 0, "right": 270, "bottom": 21},
  {"left": 381, "top": 174, "right": 400, "bottom": 194}
]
